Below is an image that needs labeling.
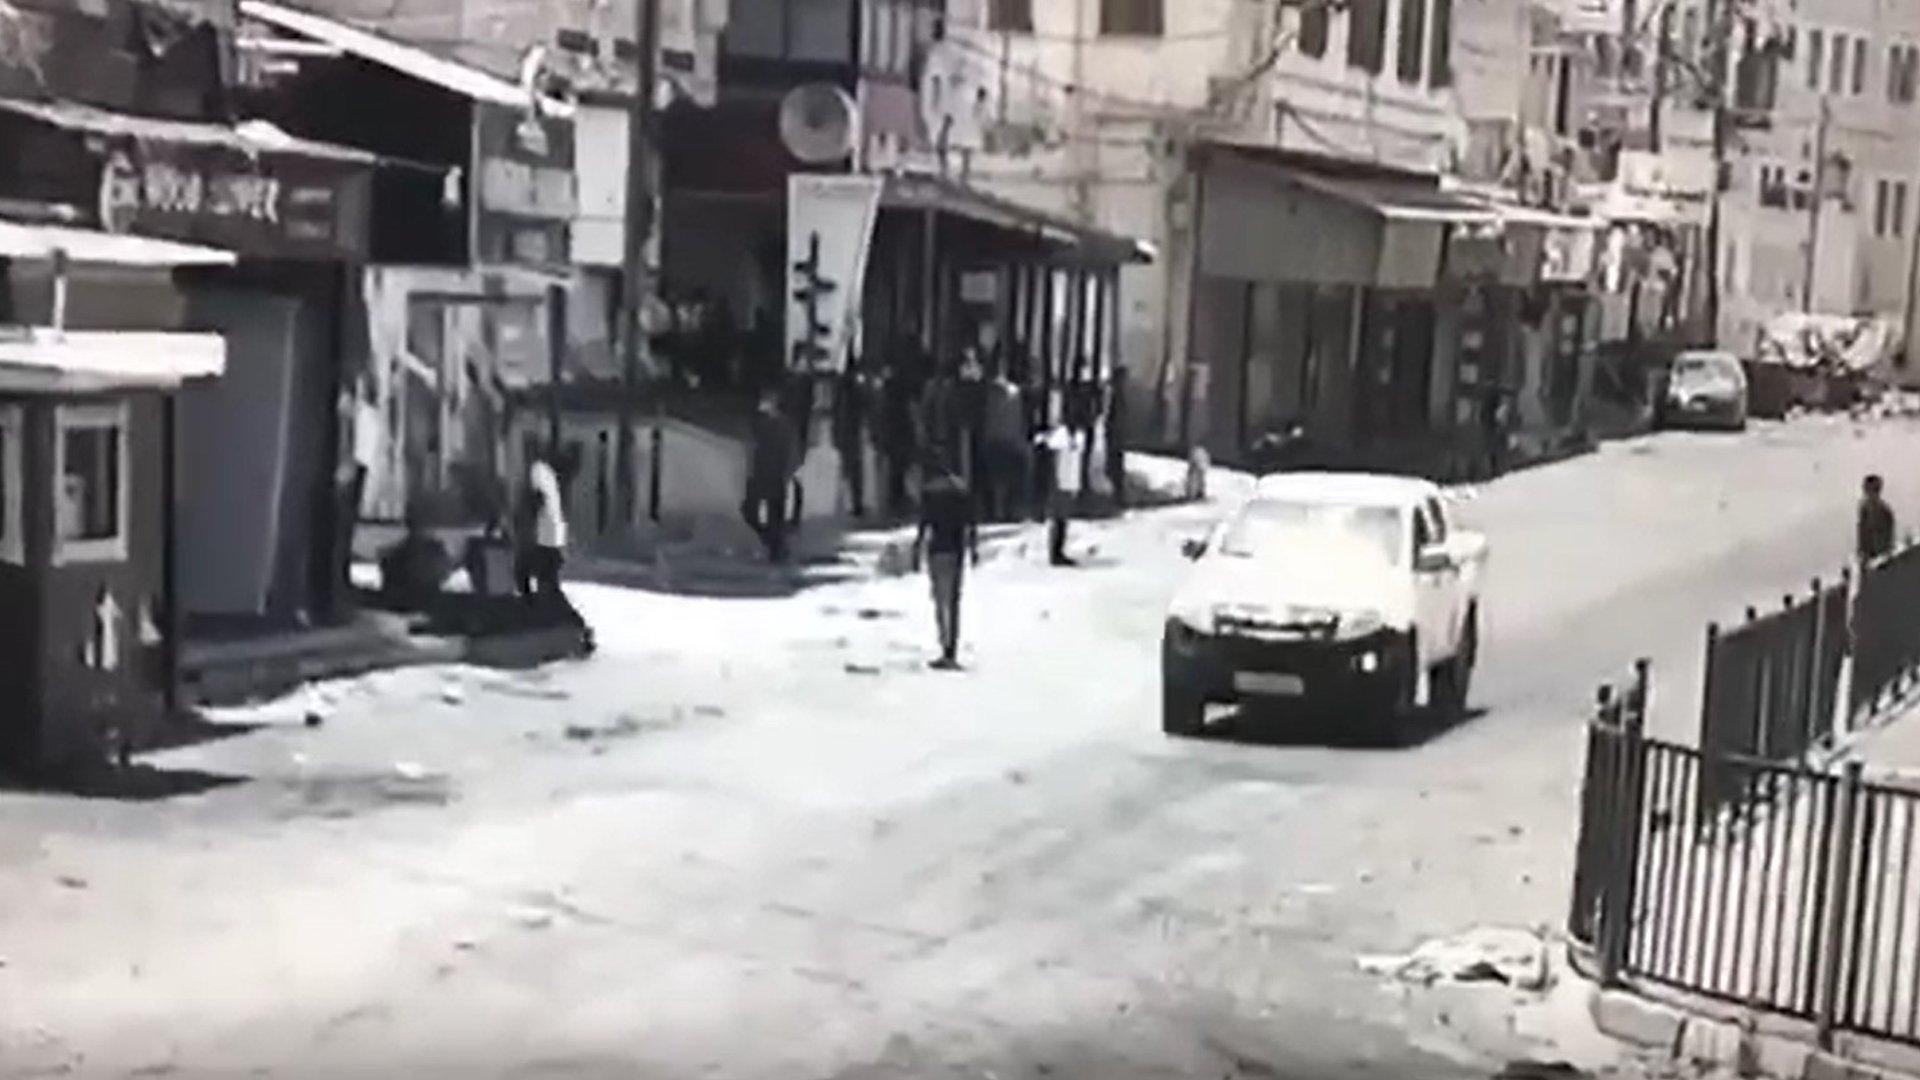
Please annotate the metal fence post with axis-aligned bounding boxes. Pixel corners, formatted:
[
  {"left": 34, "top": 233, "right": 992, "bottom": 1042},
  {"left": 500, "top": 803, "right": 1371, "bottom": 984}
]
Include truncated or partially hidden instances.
[
  {"left": 1601, "top": 662, "right": 1651, "bottom": 987},
  {"left": 1808, "top": 577, "right": 1827, "bottom": 751},
  {"left": 1817, "top": 761, "right": 1866, "bottom": 1049}
]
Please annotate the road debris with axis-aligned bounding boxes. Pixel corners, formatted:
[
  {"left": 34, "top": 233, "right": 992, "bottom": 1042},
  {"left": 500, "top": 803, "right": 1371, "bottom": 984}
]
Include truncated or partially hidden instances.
[{"left": 1357, "top": 926, "right": 1549, "bottom": 991}]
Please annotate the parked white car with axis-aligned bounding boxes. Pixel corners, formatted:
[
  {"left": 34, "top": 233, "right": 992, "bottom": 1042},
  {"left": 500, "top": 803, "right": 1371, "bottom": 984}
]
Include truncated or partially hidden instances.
[{"left": 1162, "top": 473, "right": 1489, "bottom": 742}]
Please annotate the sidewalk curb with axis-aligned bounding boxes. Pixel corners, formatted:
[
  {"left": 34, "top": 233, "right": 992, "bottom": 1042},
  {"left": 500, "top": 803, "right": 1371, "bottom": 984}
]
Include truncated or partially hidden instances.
[{"left": 1583, "top": 980, "right": 1920, "bottom": 1080}]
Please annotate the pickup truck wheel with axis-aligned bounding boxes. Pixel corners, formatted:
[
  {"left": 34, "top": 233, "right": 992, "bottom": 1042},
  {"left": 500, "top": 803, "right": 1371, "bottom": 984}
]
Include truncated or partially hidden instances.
[
  {"left": 1162, "top": 679, "right": 1205, "bottom": 738},
  {"left": 1372, "top": 642, "right": 1421, "bottom": 747},
  {"left": 1434, "top": 609, "right": 1479, "bottom": 721}
]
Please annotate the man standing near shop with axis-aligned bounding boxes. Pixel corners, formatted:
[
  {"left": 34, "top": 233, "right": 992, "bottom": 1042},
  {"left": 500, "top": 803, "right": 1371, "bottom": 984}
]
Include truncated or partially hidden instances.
[
  {"left": 1038, "top": 401, "right": 1085, "bottom": 567},
  {"left": 517, "top": 447, "right": 569, "bottom": 605},
  {"left": 912, "top": 460, "right": 979, "bottom": 670}
]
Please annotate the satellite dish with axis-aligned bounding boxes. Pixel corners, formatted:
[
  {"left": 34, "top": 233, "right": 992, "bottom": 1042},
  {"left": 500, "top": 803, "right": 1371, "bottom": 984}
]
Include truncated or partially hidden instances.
[{"left": 779, "top": 83, "right": 858, "bottom": 164}]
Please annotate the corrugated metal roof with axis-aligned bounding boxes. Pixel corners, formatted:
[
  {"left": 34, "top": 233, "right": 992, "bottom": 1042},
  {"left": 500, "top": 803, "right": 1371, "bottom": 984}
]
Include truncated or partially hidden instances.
[{"left": 241, "top": 0, "right": 571, "bottom": 114}]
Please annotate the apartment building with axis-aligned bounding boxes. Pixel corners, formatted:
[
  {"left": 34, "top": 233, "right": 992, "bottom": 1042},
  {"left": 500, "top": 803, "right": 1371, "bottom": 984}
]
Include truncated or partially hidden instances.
[
  {"left": 948, "top": 0, "right": 1498, "bottom": 471},
  {"left": 1697, "top": 0, "right": 1920, "bottom": 365}
]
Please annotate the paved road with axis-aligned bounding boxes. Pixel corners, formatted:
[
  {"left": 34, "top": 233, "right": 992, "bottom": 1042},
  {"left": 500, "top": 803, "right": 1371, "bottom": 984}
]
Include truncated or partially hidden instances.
[{"left": 4, "top": 417, "right": 1919, "bottom": 1079}]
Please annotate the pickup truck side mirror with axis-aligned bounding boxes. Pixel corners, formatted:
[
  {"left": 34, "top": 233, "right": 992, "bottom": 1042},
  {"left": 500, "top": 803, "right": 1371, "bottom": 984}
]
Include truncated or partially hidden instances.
[
  {"left": 1414, "top": 546, "right": 1452, "bottom": 573},
  {"left": 1181, "top": 538, "right": 1207, "bottom": 561}
]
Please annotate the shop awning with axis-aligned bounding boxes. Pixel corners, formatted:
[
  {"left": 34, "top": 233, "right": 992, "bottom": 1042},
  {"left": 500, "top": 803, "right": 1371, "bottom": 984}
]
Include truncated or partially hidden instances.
[
  {"left": 880, "top": 173, "right": 1155, "bottom": 265},
  {"left": 1195, "top": 145, "right": 1485, "bottom": 289},
  {"left": 1483, "top": 204, "right": 1606, "bottom": 230},
  {"left": 1284, "top": 168, "right": 1498, "bottom": 226},
  {"left": 0, "top": 328, "right": 227, "bottom": 393},
  {"left": 0, "top": 97, "right": 379, "bottom": 165},
  {"left": 0, "top": 220, "right": 237, "bottom": 267},
  {"left": 241, "top": 0, "right": 572, "bottom": 116}
]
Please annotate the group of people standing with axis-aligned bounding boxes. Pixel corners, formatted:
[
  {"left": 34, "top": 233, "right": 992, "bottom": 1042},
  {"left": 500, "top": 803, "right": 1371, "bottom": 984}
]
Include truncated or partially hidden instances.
[{"left": 739, "top": 343, "right": 1126, "bottom": 670}]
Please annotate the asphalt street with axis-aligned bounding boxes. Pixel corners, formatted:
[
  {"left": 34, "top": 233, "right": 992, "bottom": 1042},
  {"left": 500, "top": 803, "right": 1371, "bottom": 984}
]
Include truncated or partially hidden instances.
[{"left": 4, "top": 416, "right": 1919, "bottom": 1079}]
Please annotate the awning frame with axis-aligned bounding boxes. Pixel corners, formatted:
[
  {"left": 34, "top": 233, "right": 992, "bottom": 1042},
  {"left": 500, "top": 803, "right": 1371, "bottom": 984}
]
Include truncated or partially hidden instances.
[
  {"left": 880, "top": 173, "right": 1154, "bottom": 266},
  {"left": 0, "top": 327, "right": 228, "bottom": 394},
  {"left": 0, "top": 220, "right": 237, "bottom": 267}
]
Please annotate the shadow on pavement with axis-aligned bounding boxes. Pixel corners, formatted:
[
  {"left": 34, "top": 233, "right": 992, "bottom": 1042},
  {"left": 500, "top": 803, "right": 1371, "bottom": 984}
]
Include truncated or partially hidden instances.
[
  {"left": 1, "top": 763, "right": 246, "bottom": 802},
  {"left": 1201, "top": 704, "right": 1492, "bottom": 751}
]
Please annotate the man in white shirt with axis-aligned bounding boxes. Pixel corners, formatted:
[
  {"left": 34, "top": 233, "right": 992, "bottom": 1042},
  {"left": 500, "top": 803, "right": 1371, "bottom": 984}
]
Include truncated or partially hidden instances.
[
  {"left": 519, "top": 451, "right": 569, "bottom": 602},
  {"left": 1038, "top": 412, "right": 1084, "bottom": 567}
]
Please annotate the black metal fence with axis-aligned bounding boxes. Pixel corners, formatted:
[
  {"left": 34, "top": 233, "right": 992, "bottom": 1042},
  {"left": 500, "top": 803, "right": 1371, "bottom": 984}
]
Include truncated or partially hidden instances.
[
  {"left": 1698, "top": 579, "right": 1848, "bottom": 813},
  {"left": 1574, "top": 664, "right": 1920, "bottom": 1049},
  {"left": 1852, "top": 542, "right": 1920, "bottom": 722},
  {"left": 1699, "top": 538, "right": 1920, "bottom": 793}
]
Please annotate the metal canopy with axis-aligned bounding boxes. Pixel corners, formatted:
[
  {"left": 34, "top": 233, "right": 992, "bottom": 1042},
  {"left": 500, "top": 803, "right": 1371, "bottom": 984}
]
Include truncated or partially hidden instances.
[
  {"left": 880, "top": 173, "right": 1155, "bottom": 266},
  {"left": 0, "top": 328, "right": 228, "bottom": 393},
  {"left": 0, "top": 220, "right": 237, "bottom": 267}
]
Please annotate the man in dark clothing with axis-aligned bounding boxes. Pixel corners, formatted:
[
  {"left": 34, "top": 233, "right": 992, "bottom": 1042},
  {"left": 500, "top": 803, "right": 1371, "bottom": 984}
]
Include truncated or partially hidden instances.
[
  {"left": 1106, "top": 367, "right": 1129, "bottom": 510},
  {"left": 833, "top": 363, "right": 868, "bottom": 518},
  {"left": 743, "top": 389, "right": 796, "bottom": 563},
  {"left": 879, "top": 366, "right": 916, "bottom": 517},
  {"left": 912, "top": 463, "right": 979, "bottom": 670},
  {"left": 1481, "top": 385, "right": 1509, "bottom": 480},
  {"left": 1859, "top": 474, "right": 1897, "bottom": 564}
]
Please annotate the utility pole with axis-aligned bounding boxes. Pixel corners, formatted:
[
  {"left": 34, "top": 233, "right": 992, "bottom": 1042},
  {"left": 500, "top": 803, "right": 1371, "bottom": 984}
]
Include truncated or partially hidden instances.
[
  {"left": 617, "top": 0, "right": 660, "bottom": 532},
  {"left": 1802, "top": 95, "right": 1830, "bottom": 314},
  {"left": 1702, "top": 0, "right": 1729, "bottom": 345}
]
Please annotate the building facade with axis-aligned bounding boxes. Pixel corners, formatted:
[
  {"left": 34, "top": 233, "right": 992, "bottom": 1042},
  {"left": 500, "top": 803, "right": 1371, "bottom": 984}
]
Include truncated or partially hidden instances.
[{"left": 947, "top": 0, "right": 1570, "bottom": 476}]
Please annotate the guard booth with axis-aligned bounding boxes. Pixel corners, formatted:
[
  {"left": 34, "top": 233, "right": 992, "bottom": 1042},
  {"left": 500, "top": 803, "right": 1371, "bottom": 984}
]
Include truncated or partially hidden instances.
[{"left": 0, "top": 224, "right": 232, "bottom": 778}]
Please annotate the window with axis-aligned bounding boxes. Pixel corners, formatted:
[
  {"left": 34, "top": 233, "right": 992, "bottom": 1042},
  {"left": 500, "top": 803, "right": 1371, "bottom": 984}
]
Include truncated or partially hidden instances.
[
  {"left": 1219, "top": 499, "right": 1406, "bottom": 567},
  {"left": 0, "top": 405, "right": 20, "bottom": 565},
  {"left": 1876, "top": 178, "right": 1891, "bottom": 236},
  {"left": 1896, "top": 182, "right": 1909, "bottom": 237},
  {"left": 1396, "top": 0, "right": 1426, "bottom": 83},
  {"left": 53, "top": 403, "right": 129, "bottom": 566},
  {"left": 1099, "top": 0, "right": 1162, "bottom": 36},
  {"left": 1428, "top": 0, "right": 1452, "bottom": 86},
  {"left": 1347, "top": 0, "right": 1388, "bottom": 73},
  {"left": 1299, "top": 0, "right": 1330, "bottom": 58},
  {"left": 987, "top": 0, "right": 1031, "bottom": 32},
  {"left": 1854, "top": 36, "right": 1867, "bottom": 95},
  {"left": 1831, "top": 32, "right": 1846, "bottom": 93},
  {"left": 1897, "top": 44, "right": 1920, "bottom": 104},
  {"left": 1808, "top": 29, "right": 1824, "bottom": 90}
]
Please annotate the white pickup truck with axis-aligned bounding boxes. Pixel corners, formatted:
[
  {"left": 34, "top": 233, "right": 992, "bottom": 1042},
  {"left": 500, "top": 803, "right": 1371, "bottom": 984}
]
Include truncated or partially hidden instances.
[{"left": 1161, "top": 472, "right": 1489, "bottom": 743}]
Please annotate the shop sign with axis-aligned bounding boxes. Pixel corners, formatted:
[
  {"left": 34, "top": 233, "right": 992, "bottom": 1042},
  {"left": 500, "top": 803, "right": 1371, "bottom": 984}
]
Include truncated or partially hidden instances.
[
  {"left": 95, "top": 144, "right": 369, "bottom": 260},
  {"left": 473, "top": 103, "right": 575, "bottom": 270}
]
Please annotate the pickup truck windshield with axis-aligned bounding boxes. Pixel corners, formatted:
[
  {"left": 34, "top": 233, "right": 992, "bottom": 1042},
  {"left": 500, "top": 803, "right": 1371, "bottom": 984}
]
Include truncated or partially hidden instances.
[
  {"left": 1217, "top": 500, "right": 1405, "bottom": 566},
  {"left": 1673, "top": 356, "right": 1740, "bottom": 389}
]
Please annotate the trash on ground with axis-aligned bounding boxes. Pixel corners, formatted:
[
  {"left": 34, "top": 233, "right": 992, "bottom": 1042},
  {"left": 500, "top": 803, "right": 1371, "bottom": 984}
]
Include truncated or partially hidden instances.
[{"left": 1357, "top": 926, "right": 1550, "bottom": 992}]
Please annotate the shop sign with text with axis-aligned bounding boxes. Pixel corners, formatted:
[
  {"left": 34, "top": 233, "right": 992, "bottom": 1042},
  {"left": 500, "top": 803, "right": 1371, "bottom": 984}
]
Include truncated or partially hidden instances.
[{"left": 95, "top": 143, "right": 371, "bottom": 260}]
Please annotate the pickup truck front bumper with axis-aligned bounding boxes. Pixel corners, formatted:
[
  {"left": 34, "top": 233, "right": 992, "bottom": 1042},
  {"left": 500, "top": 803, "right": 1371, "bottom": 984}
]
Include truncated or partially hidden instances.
[{"left": 1162, "top": 619, "right": 1416, "bottom": 716}]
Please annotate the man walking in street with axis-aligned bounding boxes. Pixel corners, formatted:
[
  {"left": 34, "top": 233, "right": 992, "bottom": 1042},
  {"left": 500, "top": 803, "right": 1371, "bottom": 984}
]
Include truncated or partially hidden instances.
[
  {"left": 743, "top": 388, "right": 796, "bottom": 563},
  {"left": 913, "top": 461, "right": 978, "bottom": 670},
  {"left": 1859, "top": 473, "right": 1897, "bottom": 564}
]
